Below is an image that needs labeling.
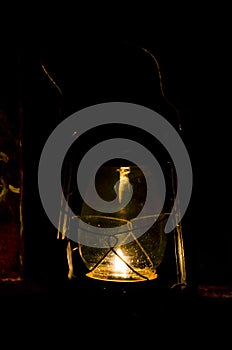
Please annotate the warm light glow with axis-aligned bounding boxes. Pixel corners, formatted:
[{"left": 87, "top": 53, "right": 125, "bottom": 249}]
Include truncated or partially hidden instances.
[{"left": 113, "top": 248, "right": 128, "bottom": 277}]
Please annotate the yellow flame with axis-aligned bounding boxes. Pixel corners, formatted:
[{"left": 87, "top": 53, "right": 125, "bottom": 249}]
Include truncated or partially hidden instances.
[{"left": 114, "top": 248, "right": 128, "bottom": 276}]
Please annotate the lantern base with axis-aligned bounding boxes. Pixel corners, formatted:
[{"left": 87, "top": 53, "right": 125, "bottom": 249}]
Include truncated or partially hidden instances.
[{"left": 85, "top": 267, "right": 158, "bottom": 282}]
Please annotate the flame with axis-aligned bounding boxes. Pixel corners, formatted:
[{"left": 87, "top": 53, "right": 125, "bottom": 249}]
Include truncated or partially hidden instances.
[{"left": 114, "top": 248, "right": 128, "bottom": 277}]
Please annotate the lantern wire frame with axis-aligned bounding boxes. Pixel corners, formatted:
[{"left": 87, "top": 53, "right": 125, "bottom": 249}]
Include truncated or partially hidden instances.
[{"left": 40, "top": 44, "right": 188, "bottom": 289}]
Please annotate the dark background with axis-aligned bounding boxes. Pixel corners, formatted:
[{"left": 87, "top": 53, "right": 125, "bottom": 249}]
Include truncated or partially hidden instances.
[
  {"left": 6, "top": 38, "right": 229, "bottom": 288},
  {"left": 1, "top": 24, "right": 231, "bottom": 340}
]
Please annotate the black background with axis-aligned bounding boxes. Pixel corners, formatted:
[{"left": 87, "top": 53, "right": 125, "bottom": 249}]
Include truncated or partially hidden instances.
[
  {"left": 10, "top": 37, "right": 229, "bottom": 288},
  {"left": 1, "top": 18, "right": 231, "bottom": 341}
]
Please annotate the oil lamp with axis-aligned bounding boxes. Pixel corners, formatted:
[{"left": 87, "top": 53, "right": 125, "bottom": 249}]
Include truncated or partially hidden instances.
[
  {"left": 59, "top": 156, "right": 187, "bottom": 289},
  {"left": 71, "top": 213, "right": 168, "bottom": 282},
  {"left": 50, "top": 45, "right": 190, "bottom": 291}
]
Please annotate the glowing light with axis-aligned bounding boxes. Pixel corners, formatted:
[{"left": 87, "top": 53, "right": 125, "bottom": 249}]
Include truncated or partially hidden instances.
[{"left": 114, "top": 248, "right": 128, "bottom": 277}]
